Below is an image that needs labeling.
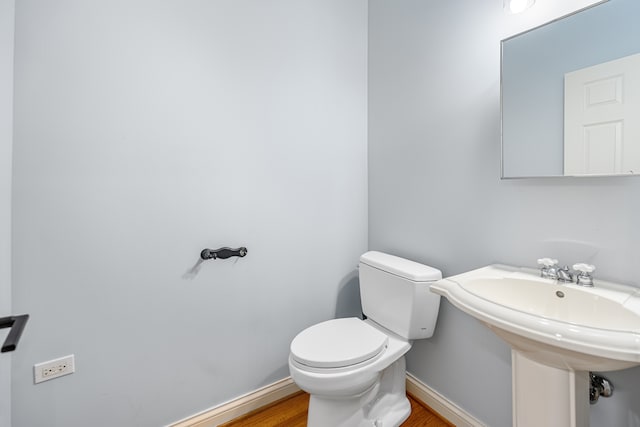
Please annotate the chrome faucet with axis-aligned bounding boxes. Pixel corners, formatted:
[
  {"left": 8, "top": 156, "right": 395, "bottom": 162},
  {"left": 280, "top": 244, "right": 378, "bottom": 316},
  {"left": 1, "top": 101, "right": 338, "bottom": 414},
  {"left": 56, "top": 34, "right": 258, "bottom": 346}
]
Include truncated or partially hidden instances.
[
  {"left": 557, "top": 265, "right": 573, "bottom": 283},
  {"left": 538, "top": 259, "right": 596, "bottom": 286}
]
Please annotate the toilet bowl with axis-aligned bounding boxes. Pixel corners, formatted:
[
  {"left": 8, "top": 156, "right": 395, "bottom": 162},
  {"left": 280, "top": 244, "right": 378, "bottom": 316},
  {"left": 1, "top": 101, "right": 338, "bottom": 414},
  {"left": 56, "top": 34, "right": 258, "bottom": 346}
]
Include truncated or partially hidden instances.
[
  {"left": 288, "top": 251, "right": 442, "bottom": 427},
  {"left": 289, "top": 318, "right": 412, "bottom": 426}
]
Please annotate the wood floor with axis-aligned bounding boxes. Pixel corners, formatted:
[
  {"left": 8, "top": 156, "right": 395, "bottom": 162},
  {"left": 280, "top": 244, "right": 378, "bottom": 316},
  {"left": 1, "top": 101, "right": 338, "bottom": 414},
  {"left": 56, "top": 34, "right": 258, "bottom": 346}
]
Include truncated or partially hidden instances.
[{"left": 221, "top": 391, "right": 454, "bottom": 427}]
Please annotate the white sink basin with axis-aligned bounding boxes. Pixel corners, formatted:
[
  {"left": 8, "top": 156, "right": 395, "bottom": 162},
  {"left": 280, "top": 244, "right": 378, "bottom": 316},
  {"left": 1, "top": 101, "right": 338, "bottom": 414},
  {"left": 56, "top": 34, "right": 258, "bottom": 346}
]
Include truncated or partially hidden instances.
[{"left": 431, "top": 264, "right": 640, "bottom": 371}]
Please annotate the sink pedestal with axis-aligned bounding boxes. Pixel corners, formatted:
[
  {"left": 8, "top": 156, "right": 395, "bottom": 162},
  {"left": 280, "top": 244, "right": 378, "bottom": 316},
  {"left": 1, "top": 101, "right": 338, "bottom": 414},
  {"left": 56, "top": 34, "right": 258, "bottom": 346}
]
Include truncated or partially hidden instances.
[{"left": 512, "top": 351, "right": 590, "bottom": 427}]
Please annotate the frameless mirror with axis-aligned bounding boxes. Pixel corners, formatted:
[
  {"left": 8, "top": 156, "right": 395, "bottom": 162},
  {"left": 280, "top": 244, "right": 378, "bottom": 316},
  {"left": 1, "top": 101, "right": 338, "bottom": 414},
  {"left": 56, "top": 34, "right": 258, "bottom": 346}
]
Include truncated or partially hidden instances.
[{"left": 501, "top": 0, "right": 640, "bottom": 178}]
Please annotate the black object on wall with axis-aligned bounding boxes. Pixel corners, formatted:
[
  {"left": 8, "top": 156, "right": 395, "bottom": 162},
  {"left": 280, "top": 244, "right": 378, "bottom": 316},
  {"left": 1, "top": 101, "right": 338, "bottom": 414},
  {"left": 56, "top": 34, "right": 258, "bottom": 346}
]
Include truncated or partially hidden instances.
[
  {"left": 0, "top": 314, "right": 29, "bottom": 353},
  {"left": 200, "top": 247, "right": 248, "bottom": 261}
]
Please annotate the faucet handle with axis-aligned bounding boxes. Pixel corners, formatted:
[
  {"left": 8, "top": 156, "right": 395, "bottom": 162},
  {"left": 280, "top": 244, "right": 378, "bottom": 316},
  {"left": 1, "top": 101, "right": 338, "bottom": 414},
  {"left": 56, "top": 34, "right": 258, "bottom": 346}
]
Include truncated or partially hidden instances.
[
  {"left": 573, "top": 263, "right": 595, "bottom": 287},
  {"left": 537, "top": 258, "right": 558, "bottom": 279},
  {"left": 573, "top": 263, "right": 595, "bottom": 274},
  {"left": 537, "top": 258, "right": 558, "bottom": 267}
]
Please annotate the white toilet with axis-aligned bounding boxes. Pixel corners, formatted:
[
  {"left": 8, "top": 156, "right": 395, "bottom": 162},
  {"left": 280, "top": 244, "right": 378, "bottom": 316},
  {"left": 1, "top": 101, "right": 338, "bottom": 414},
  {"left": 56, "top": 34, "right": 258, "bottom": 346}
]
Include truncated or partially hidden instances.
[{"left": 288, "top": 251, "right": 442, "bottom": 427}]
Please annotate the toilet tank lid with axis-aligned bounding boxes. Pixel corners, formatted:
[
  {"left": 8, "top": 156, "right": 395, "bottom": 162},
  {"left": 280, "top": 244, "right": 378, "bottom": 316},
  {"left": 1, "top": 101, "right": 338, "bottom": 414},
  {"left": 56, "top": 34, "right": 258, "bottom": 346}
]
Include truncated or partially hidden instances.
[{"left": 360, "top": 251, "right": 442, "bottom": 282}]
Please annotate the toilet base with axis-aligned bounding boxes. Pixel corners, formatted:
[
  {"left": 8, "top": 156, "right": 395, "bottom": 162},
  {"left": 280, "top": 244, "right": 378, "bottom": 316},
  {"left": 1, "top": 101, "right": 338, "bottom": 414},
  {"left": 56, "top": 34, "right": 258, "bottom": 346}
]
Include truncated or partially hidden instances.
[{"left": 307, "top": 357, "right": 410, "bottom": 427}]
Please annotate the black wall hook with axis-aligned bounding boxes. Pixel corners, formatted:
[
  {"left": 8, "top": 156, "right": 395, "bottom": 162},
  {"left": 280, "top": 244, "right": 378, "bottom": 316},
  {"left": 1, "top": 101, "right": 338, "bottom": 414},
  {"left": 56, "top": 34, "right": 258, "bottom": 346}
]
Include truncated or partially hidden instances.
[{"left": 201, "top": 247, "right": 247, "bottom": 260}]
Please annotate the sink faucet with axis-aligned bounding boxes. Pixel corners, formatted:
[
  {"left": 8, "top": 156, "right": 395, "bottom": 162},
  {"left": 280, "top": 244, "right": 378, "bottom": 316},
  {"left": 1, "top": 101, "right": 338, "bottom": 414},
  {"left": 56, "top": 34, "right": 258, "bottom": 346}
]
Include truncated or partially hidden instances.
[
  {"left": 538, "top": 259, "right": 596, "bottom": 286},
  {"left": 557, "top": 266, "right": 573, "bottom": 283}
]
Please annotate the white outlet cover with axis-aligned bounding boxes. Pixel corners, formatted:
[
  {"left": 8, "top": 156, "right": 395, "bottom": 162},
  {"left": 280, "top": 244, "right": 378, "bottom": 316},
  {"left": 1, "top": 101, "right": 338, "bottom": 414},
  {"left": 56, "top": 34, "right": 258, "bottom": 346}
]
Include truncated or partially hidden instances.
[{"left": 34, "top": 354, "right": 75, "bottom": 384}]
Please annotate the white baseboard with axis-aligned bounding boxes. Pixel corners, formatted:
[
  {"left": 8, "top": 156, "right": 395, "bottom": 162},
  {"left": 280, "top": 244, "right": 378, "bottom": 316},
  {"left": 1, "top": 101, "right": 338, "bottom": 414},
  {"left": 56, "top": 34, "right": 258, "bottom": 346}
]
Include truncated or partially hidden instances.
[
  {"left": 170, "top": 373, "right": 485, "bottom": 427},
  {"left": 168, "top": 377, "right": 301, "bottom": 427},
  {"left": 406, "top": 373, "right": 487, "bottom": 427}
]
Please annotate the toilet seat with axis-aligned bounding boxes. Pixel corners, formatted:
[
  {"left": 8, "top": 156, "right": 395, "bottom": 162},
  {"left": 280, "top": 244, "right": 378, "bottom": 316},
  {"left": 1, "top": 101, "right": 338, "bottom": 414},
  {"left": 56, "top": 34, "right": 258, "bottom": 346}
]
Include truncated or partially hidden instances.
[{"left": 290, "top": 318, "right": 388, "bottom": 369}]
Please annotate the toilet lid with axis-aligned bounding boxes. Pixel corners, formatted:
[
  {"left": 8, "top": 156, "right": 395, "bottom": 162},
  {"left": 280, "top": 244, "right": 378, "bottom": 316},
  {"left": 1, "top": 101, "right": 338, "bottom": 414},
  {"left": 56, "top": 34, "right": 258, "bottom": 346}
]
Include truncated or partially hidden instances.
[{"left": 290, "top": 318, "right": 388, "bottom": 368}]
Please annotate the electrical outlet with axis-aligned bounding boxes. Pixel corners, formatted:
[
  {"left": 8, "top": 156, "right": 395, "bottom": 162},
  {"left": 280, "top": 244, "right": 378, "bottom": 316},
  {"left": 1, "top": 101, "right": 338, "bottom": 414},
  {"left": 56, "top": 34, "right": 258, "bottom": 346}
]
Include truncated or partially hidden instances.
[{"left": 34, "top": 354, "right": 75, "bottom": 384}]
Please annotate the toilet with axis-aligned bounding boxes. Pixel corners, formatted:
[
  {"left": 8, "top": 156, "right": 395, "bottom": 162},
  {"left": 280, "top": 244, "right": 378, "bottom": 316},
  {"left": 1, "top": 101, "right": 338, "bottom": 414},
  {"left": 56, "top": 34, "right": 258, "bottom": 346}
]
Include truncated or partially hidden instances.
[{"left": 288, "top": 251, "right": 442, "bottom": 427}]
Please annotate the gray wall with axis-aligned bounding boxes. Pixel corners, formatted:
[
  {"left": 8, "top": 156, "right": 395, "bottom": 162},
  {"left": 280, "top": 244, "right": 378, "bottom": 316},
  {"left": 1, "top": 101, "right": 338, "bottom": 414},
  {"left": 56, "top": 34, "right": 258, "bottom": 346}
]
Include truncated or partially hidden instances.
[
  {"left": 369, "top": 0, "right": 640, "bottom": 426},
  {"left": 11, "top": 1, "right": 367, "bottom": 426},
  {"left": 1, "top": 1, "right": 14, "bottom": 426}
]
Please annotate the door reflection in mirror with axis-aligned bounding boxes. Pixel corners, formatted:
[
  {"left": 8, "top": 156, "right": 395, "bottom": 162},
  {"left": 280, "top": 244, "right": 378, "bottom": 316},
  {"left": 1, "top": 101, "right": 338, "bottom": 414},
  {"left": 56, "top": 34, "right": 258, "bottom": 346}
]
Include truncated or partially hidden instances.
[{"left": 564, "top": 53, "right": 640, "bottom": 176}]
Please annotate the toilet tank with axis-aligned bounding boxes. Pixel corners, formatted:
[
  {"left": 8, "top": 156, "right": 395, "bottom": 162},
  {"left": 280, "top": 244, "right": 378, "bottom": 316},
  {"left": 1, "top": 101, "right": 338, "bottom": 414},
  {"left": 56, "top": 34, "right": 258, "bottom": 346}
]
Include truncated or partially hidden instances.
[{"left": 359, "top": 251, "right": 442, "bottom": 340}]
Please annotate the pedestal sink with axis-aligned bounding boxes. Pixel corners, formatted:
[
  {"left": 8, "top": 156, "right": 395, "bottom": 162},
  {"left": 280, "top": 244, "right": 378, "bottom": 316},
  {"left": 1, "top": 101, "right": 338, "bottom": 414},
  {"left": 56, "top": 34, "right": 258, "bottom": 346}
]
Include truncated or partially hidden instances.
[{"left": 430, "top": 264, "right": 640, "bottom": 427}]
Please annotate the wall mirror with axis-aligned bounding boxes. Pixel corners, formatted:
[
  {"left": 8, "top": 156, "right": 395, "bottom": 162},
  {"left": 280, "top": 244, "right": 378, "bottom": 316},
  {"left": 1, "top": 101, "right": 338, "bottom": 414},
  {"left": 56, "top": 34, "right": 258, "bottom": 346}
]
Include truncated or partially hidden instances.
[{"left": 501, "top": 0, "right": 640, "bottom": 178}]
